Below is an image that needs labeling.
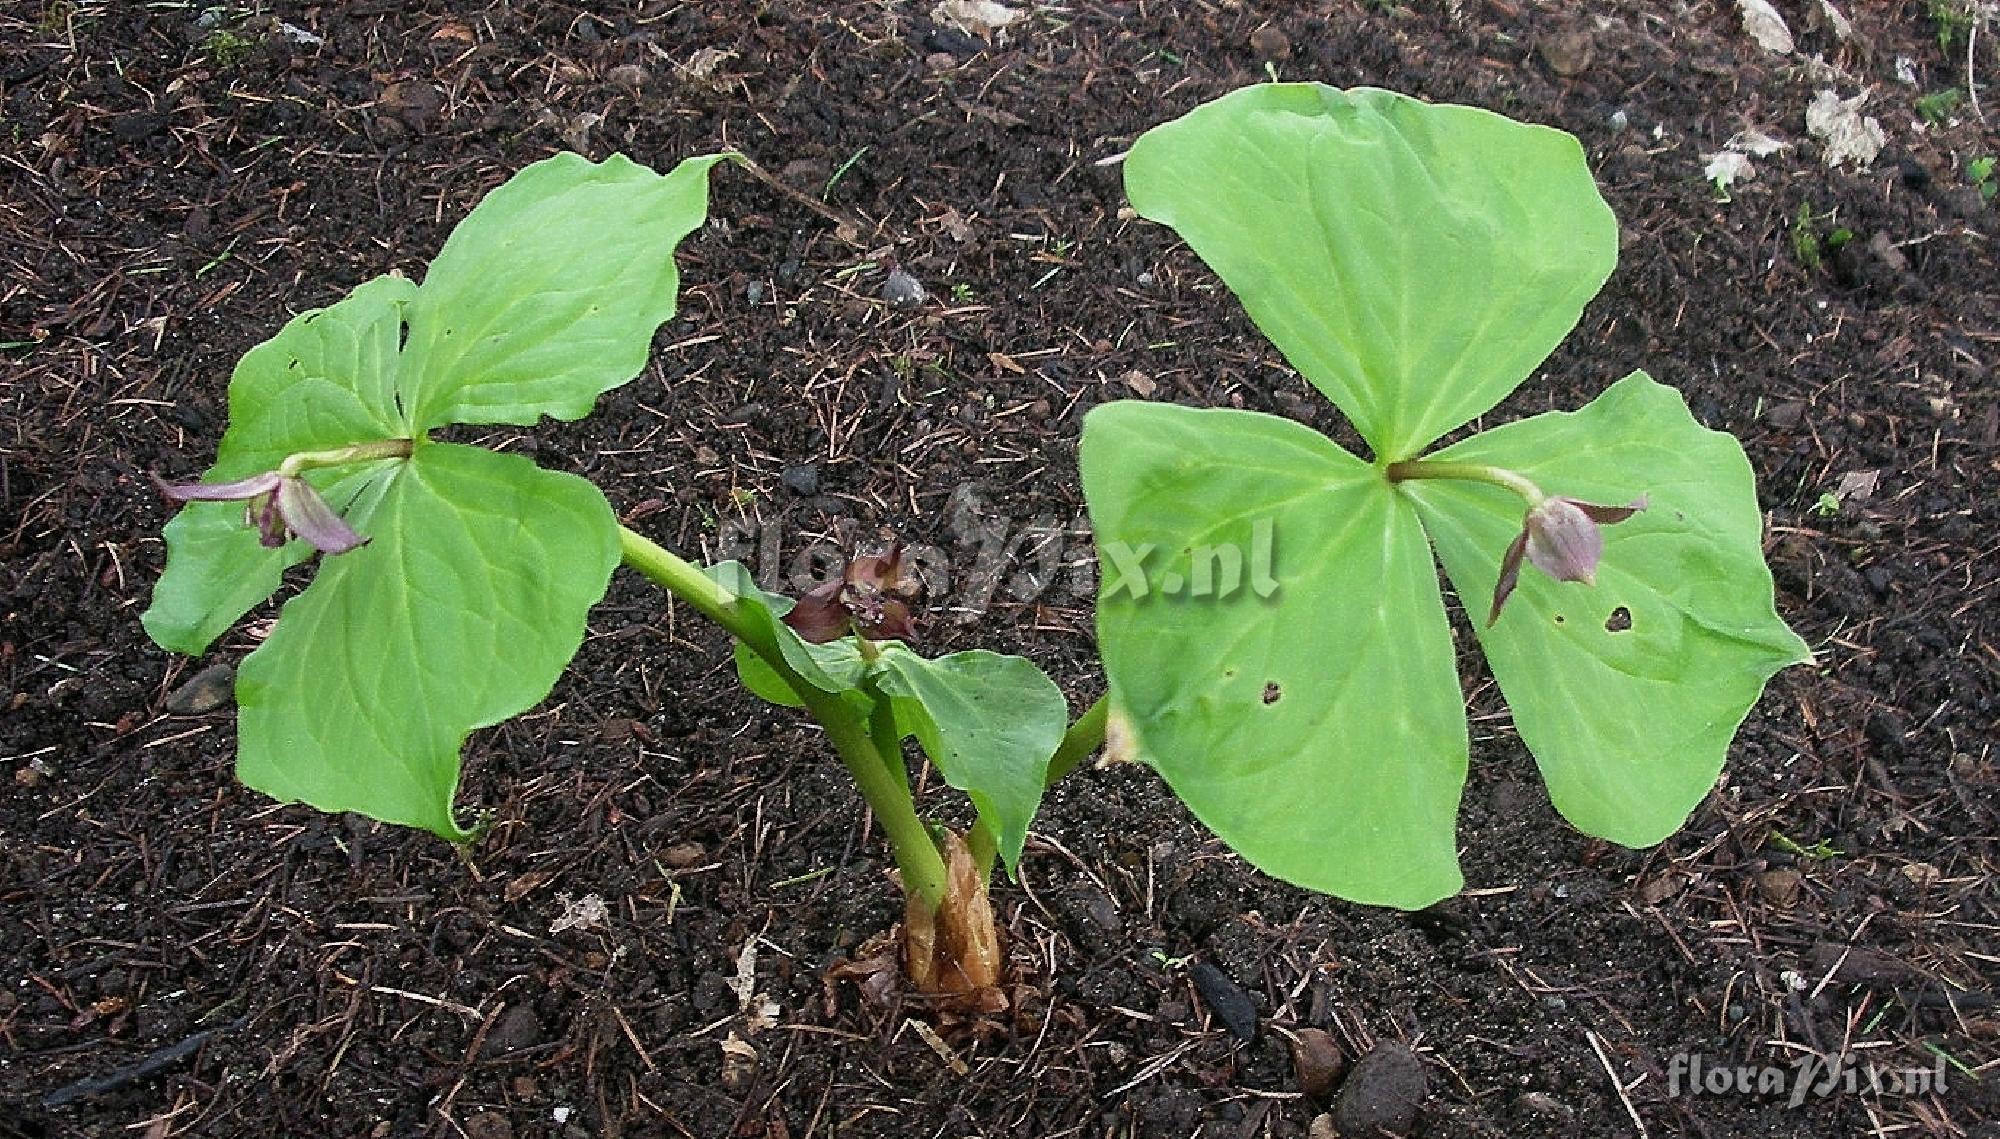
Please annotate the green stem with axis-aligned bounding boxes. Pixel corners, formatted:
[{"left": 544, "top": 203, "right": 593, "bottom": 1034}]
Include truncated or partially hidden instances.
[
  {"left": 617, "top": 525, "right": 948, "bottom": 909},
  {"left": 1045, "top": 693, "right": 1109, "bottom": 786},
  {"left": 1385, "top": 459, "right": 1546, "bottom": 506},
  {"left": 279, "top": 438, "right": 414, "bottom": 477}
]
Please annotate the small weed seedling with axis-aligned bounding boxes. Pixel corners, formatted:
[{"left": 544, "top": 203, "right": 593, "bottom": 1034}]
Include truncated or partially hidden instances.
[
  {"left": 1969, "top": 155, "right": 1997, "bottom": 203},
  {"left": 146, "top": 86, "right": 1807, "bottom": 997}
]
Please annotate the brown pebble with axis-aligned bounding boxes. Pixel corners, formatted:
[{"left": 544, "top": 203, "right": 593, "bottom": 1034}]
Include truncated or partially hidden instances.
[
  {"left": 1764, "top": 400, "right": 1806, "bottom": 429},
  {"left": 1334, "top": 1042, "right": 1427, "bottom": 1137},
  {"left": 1538, "top": 31, "right": 1595, "bottom": 77},
  {"left": 1250, "top": 25, "right": 1291, "bottom": 60},
  {"left": 165, "top": 662, "right": 235, "bottom": 715},
  {"left": 1291, "top": 1027, "right": 1348, "bottom": 1104},
  {"left": 1758, "top": 867, "right": 1802, "bottom": 907},
  {"left": 463, "top": 1112, "right": 513, "bottom": 1139},
  {"left": 660, "top": 841, "right": 707, "bottom": 869}
]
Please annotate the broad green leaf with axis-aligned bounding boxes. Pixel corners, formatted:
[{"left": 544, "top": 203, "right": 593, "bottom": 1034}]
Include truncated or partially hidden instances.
[
  {"left": 401, "top": 153, "right": 732, "bottom": 430},
  {"left": 1402, "top": 373, "right": 1813, "bottom": 845},
  {"left": 1123, "top": 84, "right": 1616, "bottom": 461},
  {"left": 234, "top": 443, "right": 618, "bottom": 839},
  {"left": 1081, "top": 401, "right": 1467, "bottom": 907},
  {"left": 142, "top": 275, "right": 416, "bottom": 654},
  {"left": 875, "top": 647, "right": 1067, "bottom": 875}
]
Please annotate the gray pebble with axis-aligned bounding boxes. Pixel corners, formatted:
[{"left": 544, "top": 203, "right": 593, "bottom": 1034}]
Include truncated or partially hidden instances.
[
  {"left": 881, "top": 268, "right": 927, "bottom": 310},
  {"left": 165, "top": 663, "right": 235, "bottom": 715},
  {"left": 1334, "top": 1043, "right": 1427, "bottom": 1137},
  {"left": 781, "top": 464, "right": 819, "bottom": 496}
]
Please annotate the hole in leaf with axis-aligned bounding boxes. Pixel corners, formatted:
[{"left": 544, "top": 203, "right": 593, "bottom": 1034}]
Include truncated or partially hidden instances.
[
  {"left": 1553, "top": 613, "right": 1566, "bottom": 626},
  {"left": 1261, "top": 682, "right": 1281, "bottom": 705},
  {"left": 1605, "top": 606, "right": 1632, "bottom": 633}
]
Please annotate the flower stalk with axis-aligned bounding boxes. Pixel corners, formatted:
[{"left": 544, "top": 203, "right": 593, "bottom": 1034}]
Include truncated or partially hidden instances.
[{"left": 1388, "top": 458, "right": 1644, "bottom": 622}]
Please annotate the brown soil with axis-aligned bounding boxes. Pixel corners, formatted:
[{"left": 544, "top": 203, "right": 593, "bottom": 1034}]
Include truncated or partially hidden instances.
[{"left": 3, "top": 3, "right": 1995, "bottom": 1137}]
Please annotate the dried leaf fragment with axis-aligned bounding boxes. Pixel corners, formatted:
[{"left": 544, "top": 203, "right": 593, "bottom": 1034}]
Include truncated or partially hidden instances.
[
  {"left": 903, "top": 830, "right": 1002, "bottom": 997},
  {"left": 1738, "top": 0, "right": 1795, "bottom": 53},
  {"left": 1806, "top": 90, "right": 1885, "bottom": 168}
]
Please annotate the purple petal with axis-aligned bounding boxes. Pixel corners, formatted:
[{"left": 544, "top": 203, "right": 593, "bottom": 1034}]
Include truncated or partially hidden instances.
[
  {"left": 276, "top": 477, "right": 369, "bottom": 554},
  {"left": 1571, "top": 495, "right": 1648, "bottom": 525},
  {"left": 251, "top": 493, "right": 288, "bottom": 548},
  {"left": 864, "top": 598, "right": 917, "bottom": 643},
  {"left": 151, "top": 470, "right": 283, "bottom": 503},
  {"left": 1488, "top": 528, "right": 1530, "bottom": 625},
  {"left": 1524, "top": 498, "right": 1605, "bottom": 585},
  {"left": 845, "top": 542, "right": 911, "bottom": 595},
  {"left": 782, "top": 579, "right": 851, "bottom": 644}
]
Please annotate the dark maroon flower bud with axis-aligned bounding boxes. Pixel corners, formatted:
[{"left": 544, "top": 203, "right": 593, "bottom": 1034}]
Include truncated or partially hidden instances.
[
  {"left": 778, "top": 542, "right": 923, "bottom": 644},
  {"left": 783, "top": 579, "right": 852, "bottom": 644}
]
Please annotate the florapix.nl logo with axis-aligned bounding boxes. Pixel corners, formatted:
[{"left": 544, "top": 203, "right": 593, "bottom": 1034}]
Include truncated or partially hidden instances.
[
  {"left": 704, "top": 483, "right": 1280, "bottom": 621},
  {"left": 1666, "top": 1051, "right": 1949, "bottom": 1108}
]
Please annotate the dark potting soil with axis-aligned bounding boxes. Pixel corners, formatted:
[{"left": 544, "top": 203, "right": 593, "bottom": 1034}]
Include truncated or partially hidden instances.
[{"left": 3, "top": 3, "right": 1995, "bottom": 1137}]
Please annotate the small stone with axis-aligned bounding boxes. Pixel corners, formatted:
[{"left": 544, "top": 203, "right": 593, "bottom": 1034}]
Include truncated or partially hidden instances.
[
  {"left": 1519, "top": 1091, "right": 1573, "bottom": 1118},
  {"left": 1333, "top": 1043, "right": 1427, "bottom": 1138},
  {"left": 1249, "top": 25, "right": 1291, "bottom": 60},
  {"left": 110, "top": 112, "right": 166, "bottom": 143},
  {"left": 1764, "top": 400, "right": 1807, "bottom": 429},
  {"left": 463, "top": 1112, "right": 513, "bottom": 1139},
  {"left": 926, "top": 51, "right": 959, "bottom": 71},
  {"left": 880, "top": 269, "right": 928, "bottom": 310},
  {"left": 1757, "top": 867, "right": 1802, "bottom": 908},
  {"left": 378, "top": 80, "right": 444, "bottom": 129},
  {"left": 660, "top": 841, "right": 707, "bottom": 869},
  {"left": 482, "top": 1005, "right": 544, "bottom": 1058},
  {"left": 781, "top": 463, "right": 820, "bottom": 496},
  {"left": 1291, "top": 1027, "right": 1347, "bottom": 1104},
  {"left": 1538, "top": 30, "right": 1594, "bottom": 78},
  {"left": 1866, "top": 232, "right": 1908, "bottom": 273},
  {"left": 605, "top": 64, "right": 650, "bottom": 93},
  {"left": 1188, "top": 961, "right": 1258, "bottom": 1042},
  {"left": 166, "top": 663, "right": 235, "bottom": 715},
  {"left": 1865, "top": 711, "right": 1906, "bottom": 752}
]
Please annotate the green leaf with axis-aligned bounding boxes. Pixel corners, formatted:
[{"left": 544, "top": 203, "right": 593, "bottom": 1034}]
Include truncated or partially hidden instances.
[
  {"left": 1123, "top": 84, "right": 1616, "bottom": 461},
  {"left": 1403, "top": 373, "right": 1812, "bottom": 845},
  {"left": 400, "top": 153, "right": 732, "bottom": 430},
  {"left": 142, "top": 275, "right": 416, "bottom": 655},
  {"left": 1081, "top": 401, "right": 1468, "bottom": 907},
  {"left": 233, "top": 444, "right": 619, "bottom": 840},
  {"left": 875, "top": 647, "right": 1066, "bottom": 875}
]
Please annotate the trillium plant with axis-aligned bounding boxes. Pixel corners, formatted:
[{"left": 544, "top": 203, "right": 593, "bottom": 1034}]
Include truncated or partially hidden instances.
[{"left": 145, "top": 84, "right": 1807, "bottom": 1000}]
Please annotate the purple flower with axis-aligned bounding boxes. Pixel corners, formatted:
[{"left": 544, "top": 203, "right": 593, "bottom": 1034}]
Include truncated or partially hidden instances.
[
  {"left": 152, "top": 471, "right": 370, "bottom": 555},
  {"left": 783, "top": 543, "right": 920, "bottom": 644},
  {"left": 1489, "top": 495, "right": 1646, "bottom": 624}
]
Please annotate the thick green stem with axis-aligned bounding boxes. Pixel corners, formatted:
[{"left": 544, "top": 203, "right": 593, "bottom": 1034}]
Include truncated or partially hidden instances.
[
  {"left": 1385, "top": 458, "right": 1546, "bottom": 506},
  {"left": 616, "top": 525, "right": 948, "bottom": 909},
  {"left": 1045, "top": 693, "right": 1109, "bottom": 786}
]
